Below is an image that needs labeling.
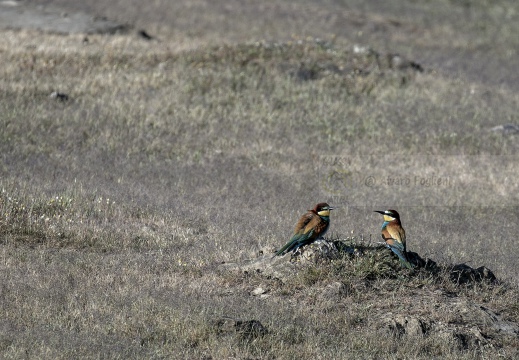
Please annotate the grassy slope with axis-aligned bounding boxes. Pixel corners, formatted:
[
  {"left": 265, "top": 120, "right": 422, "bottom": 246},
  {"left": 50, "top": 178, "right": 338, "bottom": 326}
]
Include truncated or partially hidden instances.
[{"left": 1, "top": 0, "right": 519, "bottom": 358}]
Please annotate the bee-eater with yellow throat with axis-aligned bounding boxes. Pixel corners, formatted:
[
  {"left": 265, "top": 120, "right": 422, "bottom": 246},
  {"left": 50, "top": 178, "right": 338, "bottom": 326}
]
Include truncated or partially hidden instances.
[
  {"left": 274, "top": 203, "right": 334, "bottom": 257},
  {"left": 374, "top": 209, "right": 413, "bottom": 269}
]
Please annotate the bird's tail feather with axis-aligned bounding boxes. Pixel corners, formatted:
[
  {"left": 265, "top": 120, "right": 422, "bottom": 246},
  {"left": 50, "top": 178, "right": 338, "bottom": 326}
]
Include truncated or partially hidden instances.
[
  {"left": 389, "top": 247, "right": 414, "bottom": 269},
  {"left": 272, "top": 240, "right": 296, "bottom": 258}
]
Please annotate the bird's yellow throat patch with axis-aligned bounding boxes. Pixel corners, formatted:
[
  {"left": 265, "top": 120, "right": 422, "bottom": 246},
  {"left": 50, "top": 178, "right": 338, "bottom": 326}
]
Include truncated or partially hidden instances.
[
  {"left": 383, "top": 214, "right": 396, "bottom": 222},
  {"left": 317, "top": 209, "right": 331, "bottom": 217}
]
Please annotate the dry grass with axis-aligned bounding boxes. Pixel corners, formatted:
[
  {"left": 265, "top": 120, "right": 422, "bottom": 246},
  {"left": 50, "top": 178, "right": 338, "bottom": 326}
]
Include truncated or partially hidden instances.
[{"left": 1, "top": 0, "right": 519, "bottom": 358}]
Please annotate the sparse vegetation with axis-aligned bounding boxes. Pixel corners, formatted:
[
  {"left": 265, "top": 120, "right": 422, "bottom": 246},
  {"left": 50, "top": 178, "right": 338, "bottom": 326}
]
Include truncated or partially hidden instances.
[{"left": 1, "top": 0, "right": 519, "bottom": 358}]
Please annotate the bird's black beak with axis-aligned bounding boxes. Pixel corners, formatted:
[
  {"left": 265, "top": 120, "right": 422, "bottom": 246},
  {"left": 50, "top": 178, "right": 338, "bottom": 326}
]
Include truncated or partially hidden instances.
[{"left": 374, "top": 210, "right": 385, "bottom": 215}]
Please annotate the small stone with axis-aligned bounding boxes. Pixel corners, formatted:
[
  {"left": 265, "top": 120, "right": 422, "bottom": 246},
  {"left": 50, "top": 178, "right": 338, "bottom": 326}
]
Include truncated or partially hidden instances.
[
  {"left": 476, "top": 266, "right": 497, "bottom": 283},
  {"left": 490, "top": 124, "right": 519, "bottom": 134},
  {"left": 138, "top": 29, "right": 153, "bottom": 40},
  {"left": 252, "top": 287, "right": 267, "bottom": 296},
  {"left": 384, "top": 314, "right": 429, "bottom": 337},
  {"left": 319, "top": 281, "right": 347, "bottom": 301},
  {"left": 450, "top": 264, "right": 497, "bottom": 285},
  {"left": 213, "top": 317, "right": 268, "bottom": 340},
  {"left": 49, "top": 91, "right": 69, "bottom": 101}
]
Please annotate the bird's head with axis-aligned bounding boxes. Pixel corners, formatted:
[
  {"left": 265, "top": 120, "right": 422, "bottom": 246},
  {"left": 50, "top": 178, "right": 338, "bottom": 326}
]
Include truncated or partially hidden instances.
[
  {"left": 313, "top": 203, "right": 334, "bottom": 217},
  {"left": 374, "top": 209, "right": 400, "bottom": 222}
]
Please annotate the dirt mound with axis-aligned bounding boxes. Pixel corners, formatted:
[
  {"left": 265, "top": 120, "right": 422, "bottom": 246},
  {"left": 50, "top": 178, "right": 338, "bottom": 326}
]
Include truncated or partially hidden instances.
[{"left": 220, "top": 240, "right": 518, "bottom": 351}]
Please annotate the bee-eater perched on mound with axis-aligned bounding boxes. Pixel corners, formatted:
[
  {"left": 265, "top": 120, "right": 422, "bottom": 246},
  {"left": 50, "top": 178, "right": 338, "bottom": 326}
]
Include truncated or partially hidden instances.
[
  {"left": 273, "top": 203, "right": 334, "bottom": 257},
  {"left": 374, "top": 209, "right": 413, "bottom": 269}
]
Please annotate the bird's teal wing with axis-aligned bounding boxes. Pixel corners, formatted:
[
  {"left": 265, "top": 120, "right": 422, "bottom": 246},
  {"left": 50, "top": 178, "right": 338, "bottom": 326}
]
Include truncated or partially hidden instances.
[
  {"left": 384, "top": 241, "right": 413, "bottom": 268},
  {"left": 385, "top": 225, "right": 412, "bottom": 268},
  {"left": 273, "top": 239, "right": 295, "bottom": 257},
  {"left": 273, "top": 231, "right": 311, "bottom": 256},
  {"left": 273, "top": 212, "right": 315, "bottom": 256},
  {"left": 386, "top": 243, "right": 411, "bottom": 265}
]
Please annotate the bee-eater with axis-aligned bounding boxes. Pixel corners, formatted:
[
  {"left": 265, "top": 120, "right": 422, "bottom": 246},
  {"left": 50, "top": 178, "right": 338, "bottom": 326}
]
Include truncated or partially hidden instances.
[
  {"left": 273, "top": 203, "right": 334, "bottom": 257},
  {"left": 374, "top": 209, "right": 413, "bottom": 269}
]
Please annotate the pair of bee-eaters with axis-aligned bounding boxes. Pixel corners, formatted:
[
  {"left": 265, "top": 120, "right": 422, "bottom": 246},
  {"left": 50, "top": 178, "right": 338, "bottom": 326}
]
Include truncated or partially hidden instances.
[{"left": 273, "top": 203, "right": 413, "bottom": 269}]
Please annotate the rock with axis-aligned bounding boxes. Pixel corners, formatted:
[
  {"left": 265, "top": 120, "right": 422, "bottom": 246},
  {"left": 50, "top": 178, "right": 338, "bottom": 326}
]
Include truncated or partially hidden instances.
[
  {"left": 450, "top": 264, "right": 497, "bottom": 285},
  {"left": 251, "top": 287, "right": 267, "bottom": 296},
  {"left": 235, "top": 319, "right": 268, "bottom": 340},
  {"left": 319, "top": 281, "right": 348, "bottom": 301},
  {"left": 213, "top": 317, "right": 268, "bottom": 340},
  {"left": 384, "top": 314, "right": 429, "bottom": 337},
  {"left": 468, "top": 304, "right": 519, "bottom": 336},
  {"left": 386, "top": 54, "right": 424, "bottom": 72},
  {"left": 490, "top": 124, "right": 519, "bottom": 135},
  {"left": 436, "top": 328, "right": 485, "bottom": 350},
  {"left": 379, "top": 296, "right": 518, "bottom": 351},
  {"left": 49, "top": 91, "right": 69, "bottom": 101},
  {"left": 291, "top": 239, "right": 341, "bottom": 261},
  {"left": 138, "top": 29, "right": 153, "bottom": 40},
  {"left": 476, "top": 266, "right": 497, "bottom": 283},
  {"left": 219, "top": 239, "right": 350, "bottom": 282}
]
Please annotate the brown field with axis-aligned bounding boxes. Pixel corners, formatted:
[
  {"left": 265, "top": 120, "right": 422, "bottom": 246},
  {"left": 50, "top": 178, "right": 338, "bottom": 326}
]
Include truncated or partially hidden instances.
[{"left": 1, "top": 0, "right": 519, "bottom": 358}]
